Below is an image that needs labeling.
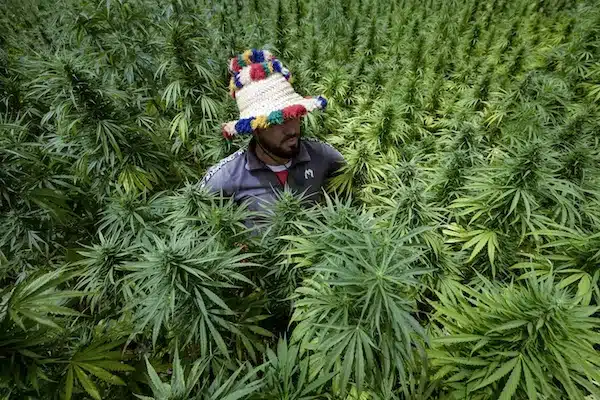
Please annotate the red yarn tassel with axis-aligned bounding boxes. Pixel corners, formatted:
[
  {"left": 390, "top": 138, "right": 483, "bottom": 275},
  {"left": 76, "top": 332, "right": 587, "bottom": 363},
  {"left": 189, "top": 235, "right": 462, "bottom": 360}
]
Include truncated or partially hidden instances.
[
  {"left": 282, "top": 104, "right": 307, "bottom": 119},
  {"left": 222, "top": 126, "right": 233, "bottom": 139},
  {"left": 250, "top": 64, "right": 267, "bottom": 80},
  {"left": 231, "top": 58, "right": 241, "bottom": 73}
]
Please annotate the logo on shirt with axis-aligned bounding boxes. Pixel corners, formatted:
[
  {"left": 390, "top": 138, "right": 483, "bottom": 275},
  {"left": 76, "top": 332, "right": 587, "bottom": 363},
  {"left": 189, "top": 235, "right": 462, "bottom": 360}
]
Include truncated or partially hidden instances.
[{"left": 304, "top": 169, "right": 314, "bottom": 180}]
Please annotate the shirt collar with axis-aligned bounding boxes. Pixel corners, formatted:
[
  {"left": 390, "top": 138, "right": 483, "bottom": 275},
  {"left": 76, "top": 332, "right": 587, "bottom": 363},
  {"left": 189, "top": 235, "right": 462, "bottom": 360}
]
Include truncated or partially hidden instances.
[{"left": 245, "top": 138, "right": 311, "bottom": 171}]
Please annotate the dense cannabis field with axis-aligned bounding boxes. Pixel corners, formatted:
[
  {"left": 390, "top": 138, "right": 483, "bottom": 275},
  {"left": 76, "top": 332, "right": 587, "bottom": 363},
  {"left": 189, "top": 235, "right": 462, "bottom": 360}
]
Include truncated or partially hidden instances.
[{"left": 2, "top": 0, "right": 600, "bottom": 398}]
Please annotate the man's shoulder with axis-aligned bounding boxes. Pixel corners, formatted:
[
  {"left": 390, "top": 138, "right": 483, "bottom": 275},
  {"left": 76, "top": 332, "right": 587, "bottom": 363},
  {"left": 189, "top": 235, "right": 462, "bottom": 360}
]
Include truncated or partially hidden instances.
[
  {"left": 199, "top": 148, "right": 247, "bottom": 189},
  {"left": 302, "top": 137, "right": 340, "bottom": 154},
  {"left": 302, "top": 137, "right": 344, "bottom": 162}
]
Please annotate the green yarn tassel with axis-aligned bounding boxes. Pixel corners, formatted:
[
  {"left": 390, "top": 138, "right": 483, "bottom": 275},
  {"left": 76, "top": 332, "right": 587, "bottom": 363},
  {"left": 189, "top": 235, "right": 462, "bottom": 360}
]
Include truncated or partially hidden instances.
[
  {"left": 261, "top": 62, "right": 270, "bottom": 77},
  {"left": 267, "top": 110, "right": 284, "bottom": 125}
]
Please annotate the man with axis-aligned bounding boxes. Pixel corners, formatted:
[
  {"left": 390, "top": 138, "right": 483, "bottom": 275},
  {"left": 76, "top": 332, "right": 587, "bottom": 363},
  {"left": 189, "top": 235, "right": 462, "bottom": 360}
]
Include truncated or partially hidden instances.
[{"left": 200, "top": 49, "right": 345, "bottom": 212}]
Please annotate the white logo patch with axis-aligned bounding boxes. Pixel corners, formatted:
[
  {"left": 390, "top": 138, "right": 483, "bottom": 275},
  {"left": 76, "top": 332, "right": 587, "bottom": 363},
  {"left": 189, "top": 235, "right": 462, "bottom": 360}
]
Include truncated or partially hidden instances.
[{"left": 304, "top": 169, "right": 314, "bottom": 180}]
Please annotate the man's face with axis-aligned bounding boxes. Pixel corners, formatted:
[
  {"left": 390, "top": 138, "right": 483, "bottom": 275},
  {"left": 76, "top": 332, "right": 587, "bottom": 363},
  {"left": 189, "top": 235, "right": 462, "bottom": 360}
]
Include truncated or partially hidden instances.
[{"left": 254, "top": 118, "right": 302, "bottom": 159}]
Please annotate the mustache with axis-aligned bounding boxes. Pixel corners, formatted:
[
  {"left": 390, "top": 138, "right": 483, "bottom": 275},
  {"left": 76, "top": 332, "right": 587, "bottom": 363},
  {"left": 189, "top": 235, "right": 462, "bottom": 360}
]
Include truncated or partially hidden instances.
[{"left": 281, "top": 134, "right": 300, "bottom": 144}]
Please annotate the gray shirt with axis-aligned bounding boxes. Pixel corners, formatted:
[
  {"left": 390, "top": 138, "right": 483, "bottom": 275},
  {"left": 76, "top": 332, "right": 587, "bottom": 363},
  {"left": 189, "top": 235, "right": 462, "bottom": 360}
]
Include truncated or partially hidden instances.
[{"left": 199, "top": 137, "right": 345, "bottom": 212}]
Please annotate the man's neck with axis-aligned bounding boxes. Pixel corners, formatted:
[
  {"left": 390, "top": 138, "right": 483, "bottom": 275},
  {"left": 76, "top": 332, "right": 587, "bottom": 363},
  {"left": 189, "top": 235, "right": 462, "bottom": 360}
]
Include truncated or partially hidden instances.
[{"left": 252, "top": 139, "right": 290, "bottom": 166}]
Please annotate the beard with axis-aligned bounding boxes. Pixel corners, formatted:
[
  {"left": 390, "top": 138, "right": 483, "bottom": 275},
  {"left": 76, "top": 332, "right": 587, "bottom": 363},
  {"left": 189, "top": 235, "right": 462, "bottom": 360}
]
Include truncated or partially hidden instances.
[{"left": 258, "top": 135, "right": 301, "bottom": 159}]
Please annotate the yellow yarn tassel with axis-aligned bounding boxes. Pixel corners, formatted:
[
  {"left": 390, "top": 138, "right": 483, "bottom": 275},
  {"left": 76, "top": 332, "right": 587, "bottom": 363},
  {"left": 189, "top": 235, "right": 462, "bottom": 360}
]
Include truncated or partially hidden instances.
[
  {"left": 251, "top": 115, "right": 269, "bottom": 130},
  {"left": 243, "top": 50, "right": 252, "bottom": 65}
]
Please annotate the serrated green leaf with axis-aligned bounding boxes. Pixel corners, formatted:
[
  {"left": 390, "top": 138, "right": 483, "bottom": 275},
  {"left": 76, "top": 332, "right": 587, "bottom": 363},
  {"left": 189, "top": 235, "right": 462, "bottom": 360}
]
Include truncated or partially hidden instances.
[
  {"left": 247, "top": 325, "right": 274, "bottom": 337},
  {"left": 557, "top": 273, "right": 585, "bottom": 289},
  {"left": 92, "top": 360, "right": 135, "bottom": 372},
  {"left": 78, "top": 363, "right": 125, "bottom": 386},
  {"left": 471, "top": 357, "right": 519, "bottom": 391},
  {"left": 74, "top": 366, "right": 101, "bottom": 400},
  {"left": 433, "top": 334, "right": 484, "bottom": 344},
  {"left": 487, "top": 320, "right": 528, "bottom": 334},
  {"left": 499, "top": 358, "right": 521, "bottom": 400},
  {"left": 522, "top": 359, "right": 537, "bottom": 400},
  {"left": 340, "top": 334, "right": 357, "bottom": 396},
  {"left": 65, "top": 367, "right": 74, "bottom": 400}
]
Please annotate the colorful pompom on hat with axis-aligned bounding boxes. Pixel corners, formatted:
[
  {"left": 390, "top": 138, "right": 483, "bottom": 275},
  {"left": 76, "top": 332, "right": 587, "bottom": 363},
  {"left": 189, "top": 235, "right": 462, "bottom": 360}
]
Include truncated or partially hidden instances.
[{"left": 221, "top": 49, "right": 327, "bottom": 139}]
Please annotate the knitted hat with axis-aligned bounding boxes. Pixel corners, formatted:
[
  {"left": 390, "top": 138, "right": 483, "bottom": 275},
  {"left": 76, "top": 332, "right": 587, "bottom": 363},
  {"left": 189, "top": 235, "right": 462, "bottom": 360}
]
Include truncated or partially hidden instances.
[{"left": 221, "top": 49, "right": 327, "bottom": 139}]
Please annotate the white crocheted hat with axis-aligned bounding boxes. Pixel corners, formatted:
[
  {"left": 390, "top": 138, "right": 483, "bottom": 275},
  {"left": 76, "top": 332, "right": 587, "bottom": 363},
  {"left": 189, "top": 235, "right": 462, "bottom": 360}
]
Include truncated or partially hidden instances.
[{"left": 221, "top": 49, "right": 327, "bottom": 139}]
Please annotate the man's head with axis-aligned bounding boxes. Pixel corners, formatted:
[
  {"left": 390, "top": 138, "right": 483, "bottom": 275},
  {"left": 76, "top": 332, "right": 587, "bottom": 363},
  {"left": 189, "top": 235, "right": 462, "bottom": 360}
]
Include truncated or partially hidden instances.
[{"left": 253, "top": 118, "right": 302, "bottom": 159}]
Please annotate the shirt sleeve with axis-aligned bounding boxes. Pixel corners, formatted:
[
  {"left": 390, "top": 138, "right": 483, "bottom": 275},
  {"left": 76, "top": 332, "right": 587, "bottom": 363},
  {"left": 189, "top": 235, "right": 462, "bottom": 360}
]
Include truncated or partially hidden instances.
[
  {"left": 199, "top": 167, "right": 231, "bottom": 197},
  {"left": 324, "top": 143, "right": 346, "bottom": 178}
]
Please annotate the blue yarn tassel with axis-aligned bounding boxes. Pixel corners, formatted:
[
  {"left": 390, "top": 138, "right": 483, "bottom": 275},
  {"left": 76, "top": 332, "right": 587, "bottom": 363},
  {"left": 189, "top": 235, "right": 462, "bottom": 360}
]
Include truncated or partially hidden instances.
[
  {"left": 252, "top": 49, "right": 264, "bottom": 63},
  {"left": 235, "top": 117, "right": 255, "bottom": 134},
  {"left": 317, "top": 96, "right": 328, "bottom": 109},
  {"left": 234, "top": 74, "right": 243, "bottom": 88}
]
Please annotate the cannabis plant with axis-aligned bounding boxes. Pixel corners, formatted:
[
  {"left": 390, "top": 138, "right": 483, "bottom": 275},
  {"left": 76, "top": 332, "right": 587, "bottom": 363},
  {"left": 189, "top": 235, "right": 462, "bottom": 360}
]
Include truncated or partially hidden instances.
[
  {"left": 290, "top": 224, "right": 431, "bottom": 396},
  {"left": 430, "top": 276, "right": 600, "bottom": 399},
  {"left": 138, "top": 347, "right": 262, "bottom": 400}
]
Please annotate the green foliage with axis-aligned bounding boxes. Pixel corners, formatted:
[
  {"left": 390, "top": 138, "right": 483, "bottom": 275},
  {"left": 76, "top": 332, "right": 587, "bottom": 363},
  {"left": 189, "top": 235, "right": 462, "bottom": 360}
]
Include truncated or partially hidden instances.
[
  {"left": 63, "top": 341, "right": 135, "bottom": 400},
  {"left": 122, "top": 230, "right": 266, "bottom": 358},
  {"left": 0, "top": 269, "right": 84, "bottom": 391},
  {"left": 259, "top": 337, "right": 335, "bottom": 399},
  {"left": 289, "top": 224, "right": 431, "bottom": 396},
  {"left": 138, "top": 347, "right": 262, "bottom": 400},
  {"left": 430, "top": 276, "right": 600, "bottom": 400},
  {"left": 2, "top": 0, "right": 600, "bottom": 398}
]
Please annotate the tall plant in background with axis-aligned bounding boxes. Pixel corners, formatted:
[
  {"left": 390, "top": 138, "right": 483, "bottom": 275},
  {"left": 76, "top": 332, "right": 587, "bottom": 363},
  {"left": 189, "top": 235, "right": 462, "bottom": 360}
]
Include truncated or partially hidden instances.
[{"left": 156, "top": 18, "right": 225, "bottom": 158}]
